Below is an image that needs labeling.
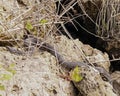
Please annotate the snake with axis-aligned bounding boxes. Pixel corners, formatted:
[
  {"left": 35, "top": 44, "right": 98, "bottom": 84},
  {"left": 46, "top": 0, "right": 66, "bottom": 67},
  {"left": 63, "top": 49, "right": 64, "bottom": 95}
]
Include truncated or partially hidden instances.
[{"left": 6, "top": 35, "right": 112, "bottom": 84}]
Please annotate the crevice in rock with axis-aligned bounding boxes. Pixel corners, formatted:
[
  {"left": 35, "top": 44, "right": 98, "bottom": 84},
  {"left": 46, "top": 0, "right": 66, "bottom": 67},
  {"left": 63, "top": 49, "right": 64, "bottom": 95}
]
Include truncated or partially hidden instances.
[{"left": 56, "top": 0, "right": 120, "bottom": 72}]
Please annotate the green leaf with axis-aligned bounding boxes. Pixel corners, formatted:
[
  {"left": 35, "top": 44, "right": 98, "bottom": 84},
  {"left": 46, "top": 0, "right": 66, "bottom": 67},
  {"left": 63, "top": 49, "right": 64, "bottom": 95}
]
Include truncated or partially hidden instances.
[
  {"left": 7, "top": 69, "right": 16, "bottom": 75},
  {"left": 0, "top": 65, "right": 3, "bottom": 69},
  {"left": 9, "top": 64, "right": 15, "bottom": 69},
  {"left": 0, "top": 74, "right": 12, "bottom": 80},
  {"left": 25, "top": 21, "right": 33, "bottom": 31},
  {"left": 0, "top": 84, "right": 5, "bottom": 90},
  {"left": 70, "top": 66, "right": 83, "bottom": 82},
  {"left": 39, "top": 19, "right": 48, "bottom": 24}
]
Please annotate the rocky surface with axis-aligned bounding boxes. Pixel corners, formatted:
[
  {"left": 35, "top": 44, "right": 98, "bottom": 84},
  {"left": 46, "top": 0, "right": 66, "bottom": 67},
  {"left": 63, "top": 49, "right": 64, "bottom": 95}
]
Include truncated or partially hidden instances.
[
  {"left": 0, "top": 35, "right": 118, "bottom": 96},
  {"left": 0, "top": 46, "right": 76, "bottom": 96},
  {"left": 73, "top": 66, "right": 117, "bottom": 96},
  {"left": 111, "top": 71, "right": 120, "bottom": 96},
  {"left": 0, "top": 0, "right": 119, "bottom": 96}
]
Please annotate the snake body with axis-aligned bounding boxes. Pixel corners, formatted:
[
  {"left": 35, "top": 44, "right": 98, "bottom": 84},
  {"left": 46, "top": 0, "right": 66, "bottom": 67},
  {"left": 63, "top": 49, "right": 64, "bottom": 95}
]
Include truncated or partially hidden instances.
[{"left": 6, "top": 36, "right": 112, "bottom": 83}]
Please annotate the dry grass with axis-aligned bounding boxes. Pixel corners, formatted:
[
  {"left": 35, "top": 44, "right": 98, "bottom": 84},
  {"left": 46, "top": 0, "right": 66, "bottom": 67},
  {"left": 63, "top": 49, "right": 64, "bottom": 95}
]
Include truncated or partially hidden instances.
[
  {"left": 96, "top": 0, "right": 120, "bottom": 41},
  {"left": 0, "top": 0, "right": 119, "bottom": 60}
]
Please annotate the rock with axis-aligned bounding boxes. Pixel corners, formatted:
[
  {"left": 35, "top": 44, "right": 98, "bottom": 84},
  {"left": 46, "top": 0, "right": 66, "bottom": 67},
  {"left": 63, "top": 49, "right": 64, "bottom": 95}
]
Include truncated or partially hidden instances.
[
  {"left": 44, "top": 36, "right": 115, "bottom": 95},
  {"left": 0, "top": 47, "right": 76, "bottom": 96},
  {"left": 0, "top": 35, "right": 117, "bottom": 95},
  {"left": 111, "top": 71, "right": 120, "bottom": 96},
  {"left": 72, "top": 66, "right": 117, "bottom": 96},
  {"left": 53, "top": 36, "right": 110, "bottom": 71}
]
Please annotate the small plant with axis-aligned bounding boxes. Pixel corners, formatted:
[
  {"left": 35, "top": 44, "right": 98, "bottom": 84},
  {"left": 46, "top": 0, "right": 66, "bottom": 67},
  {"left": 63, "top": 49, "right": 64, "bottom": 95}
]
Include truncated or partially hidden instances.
[
  {"left": 39, "top": 19, "right": 48, "bottom": 25},
  {"left": 25, "top": 21, "right": 34, "bottom": 31},
  {"left": 25, "top": 20, "right": 38, "bottom": 36},
  {"left": 70, "top": 66, "right": 83, "bottom": 82},
  {"left": 0, "top": 63, "right": 16, "bottom": 96}
]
